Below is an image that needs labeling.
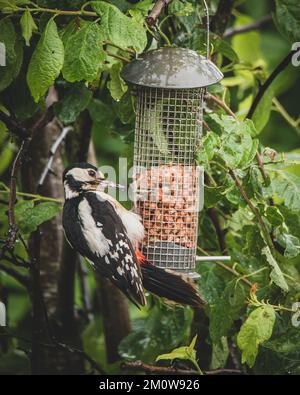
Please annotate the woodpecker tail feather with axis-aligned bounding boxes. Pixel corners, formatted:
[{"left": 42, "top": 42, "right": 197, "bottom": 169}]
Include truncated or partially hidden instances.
[{"left": 140, "top": 259, "right": 204, "bottom": 308}]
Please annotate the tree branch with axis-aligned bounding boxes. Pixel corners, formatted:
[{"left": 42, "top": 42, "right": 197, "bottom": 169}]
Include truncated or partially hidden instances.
[
  {"left": 1, "top": 331, "right": 104, "bottom": 375},
  {"left": 211, "top": 0, "right": 235, "bottom": 36},
  {"left": 0, "top": 263, "right": 30, "bottom": 288},
  {"left": 224, "top": 15, "right": 272, "bottom": 38},
  {"left": 2, "top": 105, "right": 55, "bottom": 252},
  {"left": 5, "top": 140, "right": 27, "bottom": 250},
  {"left": 0, "top": 110, "right": 30, "bottom": 139},
  {"left": 207, "top": 208, "right": 227, "bottom": 254},
  {"left": 146, "top": 0, "right": 173, "bottom": 26},
  {"left": 122, "top": 360, "right": 243, "bottom": 375},
  {"left": 207, "top": 93, "right": 236, "bottom": 117},
  {"left": 207, "top": 93, "right": 271, "bottom": 191},
  {"left": 229, "top": 169, "right": 276, "bottom": 256},
  {"left": 38, "top": 126, "right": 73, "bottom": 187},
  {"left": 247, "top": 50, "right": 297, "bottom": 119}
]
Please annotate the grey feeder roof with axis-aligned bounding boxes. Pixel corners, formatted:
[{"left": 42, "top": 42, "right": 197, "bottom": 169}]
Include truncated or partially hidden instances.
[{"left": 122, "top": 47, "right": 223, "bottom": 89}]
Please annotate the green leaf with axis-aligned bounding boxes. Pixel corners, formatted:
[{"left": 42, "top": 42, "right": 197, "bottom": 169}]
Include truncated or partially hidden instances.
[
  {"left": 15, "top": 201, "right": 61, "bottom": 234},
  {"left": 274, "top": 229, "right": 300, "bottom": 259},
  {"left": 265, "top": 206, "right": 284, "bottom": 227},
  {"left": 262, "top": 246, "right": 289, "bottom": 291},
  {"left": 4, "top": 70, "right": 40, "bottom": 121},
  {"left": 211, "top": 337, "right": 229, "bottom": 370},
  {"left": 156, "top": 346, "right": 192, "bottom": 362},
  {"left": 0, "top": 142, "right": 13, "bottom": 175},
  {"left": 113, "top": 91, "right": 134, "bottom": 124},
  {"left": 232, "top": 14, "right": 262, "bottom": 64},
  {"left": 208, "top": 114, "right": 258, "bottom": 137},
  {"left": 169, "top": 0, "right": 194, "bottom": 17},
  {"left": 27, "top": 18, "right": 64, "bottom": 102},
  {"left": 62, "top": 21, "right": 105, "bottom": 83},
  {"left": 237, "top": 306, "right": 276, "bottom": 368},
  {"left": 107, "top": 62, "right": 128, "bottom": 101},
  {"left": 20, "top": 9, "right": 38, "bottom": 46},
  {"left": 143, "top": 103, "right": 171, "bottom": 157},
  {"left": 196, "top": 262, "right": 224, "bottom": 305},
  {"left": 119, "top": 304, "right": 192, "bottom": 363},
  {"left": 214, "top": 39, "right": 239, "bottom": 63},
  {"left": 91, "top": 1, "right": 147, "bottom": 53},
  {"left": 264, "top": 328, "right": 300, "bottom": 358},
  {"left": 54, "top": 83, "right": 92, "bottom": 124},
  {"left": 209, "top": 281, "right": 247, "bottom": 342},
  {"left": 88, "top": 98, "right": 115, "bottom": 130},
  {"left": 0, "top": 0, "right": 16, "bottom": 10},
  {"left": 128, "top": 0, "right": 154, "bottom": 22},
  {"left": 155, "top": 335, "right": 202, "bottom": 374},
  {"left": 0, "top": 18, "right": 23, "bottom": 92},
  {"left": 60, "top": 18, "right": 88, "bottom": 46},
  {"left": 202, "top": 132, "right": 220, "bottom": 161},
  {"left": 156, "top": 335, "right": 197, "bottom": 364},
  {"left": 274, "top": 0, "right": 300, "bottom": 42},
  {"left": 252, "top": 86, "right": 274, "bottom": 133},
  {"left": 271, "top": 171, "right": 300, "bottom": 212},
  {"left": 221, "top": 132, "right": 253, "bottom": 169}
]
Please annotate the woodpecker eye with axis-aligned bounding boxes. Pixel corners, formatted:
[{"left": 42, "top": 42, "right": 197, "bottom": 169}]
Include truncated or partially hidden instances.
[{"left": 88, "top": 170, "right": 96, "bottom": 177}]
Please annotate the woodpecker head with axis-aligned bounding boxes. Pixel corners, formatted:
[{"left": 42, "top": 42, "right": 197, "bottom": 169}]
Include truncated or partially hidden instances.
[{"left": 63, "top": 163, "right": 106, "bottom": 199}]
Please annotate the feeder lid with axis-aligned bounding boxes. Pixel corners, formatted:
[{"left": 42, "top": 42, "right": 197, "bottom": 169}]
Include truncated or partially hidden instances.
[{"left": 122, "top": 47, "right": 223, "bottom": 89}]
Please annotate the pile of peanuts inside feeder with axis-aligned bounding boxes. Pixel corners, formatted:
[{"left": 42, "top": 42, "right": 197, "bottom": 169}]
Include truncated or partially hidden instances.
[{"left": 135, "top": 165, "right": 198, "bottom": 251}]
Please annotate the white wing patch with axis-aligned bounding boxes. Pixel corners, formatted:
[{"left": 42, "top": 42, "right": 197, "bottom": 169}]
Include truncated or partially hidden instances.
[
  {"left": 78, "top": 198, "right": 111, "bottom": 258},
  {"left": 95, "top": 191, "right": 145, "bottom": 248},
  {"left": 117, "top": 210, "right": 144, "bottom": 249}
]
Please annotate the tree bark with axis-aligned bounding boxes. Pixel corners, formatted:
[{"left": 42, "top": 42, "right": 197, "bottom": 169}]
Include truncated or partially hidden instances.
[
  {"left": 211, "top": 0, "right": 235, "bottom": 36},
  {"left": 87, "top": 142, "right": 131, "bottom": 364},
  {"left": 96, "top": 275, "right": 132, "bottom": 363},
  {"left": 21, "top": 116, "right": 85, "bottom": 374}
]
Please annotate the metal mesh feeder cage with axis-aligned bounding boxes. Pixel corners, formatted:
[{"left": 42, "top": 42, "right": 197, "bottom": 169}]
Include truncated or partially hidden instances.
[{"left": 123, "top": 47, "right": 223, "bottom": 275}]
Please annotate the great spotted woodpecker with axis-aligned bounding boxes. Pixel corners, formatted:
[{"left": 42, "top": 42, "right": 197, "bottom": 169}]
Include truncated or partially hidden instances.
[{"left": 62, "top": 163, "right": 203, "bottom": 308}]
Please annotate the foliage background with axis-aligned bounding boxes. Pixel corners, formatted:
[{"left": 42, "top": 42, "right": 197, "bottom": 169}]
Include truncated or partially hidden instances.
[{"left": 0, "top": 0, "right": 299, "bottom": 375}]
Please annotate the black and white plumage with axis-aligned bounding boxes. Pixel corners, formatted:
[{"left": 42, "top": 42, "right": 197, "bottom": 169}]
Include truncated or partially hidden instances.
[
  {"left": 63, "top": 163, "right": 145, "bottom": 306},
  {"left": 62, "top": 163, "right": 204, "bottom": 308}
]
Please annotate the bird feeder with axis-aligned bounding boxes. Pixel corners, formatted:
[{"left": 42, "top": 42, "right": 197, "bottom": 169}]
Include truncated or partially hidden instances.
[{"left": 123, "top": 47, "right": 223, "bottom": 274}]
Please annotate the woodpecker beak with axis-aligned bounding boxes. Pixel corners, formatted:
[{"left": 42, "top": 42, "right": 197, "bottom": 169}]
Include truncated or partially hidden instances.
[{"left": 98, "top": 178, "right": 126, "bottom": 190}]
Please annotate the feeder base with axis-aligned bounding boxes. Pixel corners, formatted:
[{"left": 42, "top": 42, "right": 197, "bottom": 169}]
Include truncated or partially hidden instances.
[{"left": 142, "top": 241, "right": 199, "bottom": 279}]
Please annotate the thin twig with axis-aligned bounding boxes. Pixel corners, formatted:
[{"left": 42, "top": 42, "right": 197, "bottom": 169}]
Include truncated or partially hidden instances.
[
  {"left": 38, "top": 126, "right": 73, "bottom": 187},
  {"left": 146, "top": 0, "right": 173, "bottom": 26},
  {"left": 0, "top": 331, "right": 104, "bottom": 375},
  {"left": 272, "top": 98, "right": 300, "bottom": 137},
  {"left": 5, "top": 140, "right": 27, "bottom": 250},
  {"left": 197, "top": 246, "right": 252, "bottom": 287},
  {"left": 0, "top": 110, "right": 30, "bottom": 139},
  {"left": 0, "top": 189, "right": 63, "bottom": 203},
  {"left": 224, "top": 16, "right": 272, "bottom": 38},
  {"left": 122, "top": 360, "right": 243, "bottom": 375},
  {"left": 2, "top": 106, "right": 55, "bottom": 252},
  {"left": 14, "top": 5, "right": 97, "bottom": 17},
  {"left": 106, "top": 51, "right": 130, "bottom": 63},
  {"left": 229, "top": 169, "right": 276, "bottom": 256},
  {"left": 207, "top": 93, "right": 271, "bottom": 193},
  {"left": 207, "top": 93, "right": 236, "bottom": 117},
  {"left": 103, "top": 40, "right": 135, "bottom": 55},
  {"left": 247, "top": 50, "right": 297, "bottom": 119},
  {"left": 1, "top": 251, "right": 30, "bottom": 268},
  {"left": 0, "top": 263, "right": 30, "bottom": 288}
]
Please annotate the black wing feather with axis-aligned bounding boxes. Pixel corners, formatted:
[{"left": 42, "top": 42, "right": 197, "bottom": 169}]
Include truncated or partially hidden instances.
[{"left": 63, "top": 193, "right": 145, "bottom": 307}]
